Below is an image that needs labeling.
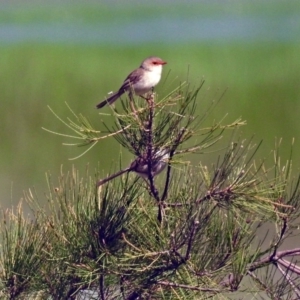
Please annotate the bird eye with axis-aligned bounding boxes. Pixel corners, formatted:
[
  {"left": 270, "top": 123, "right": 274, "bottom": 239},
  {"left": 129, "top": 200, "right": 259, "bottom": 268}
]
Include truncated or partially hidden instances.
[{"left": 153, "top": 61, "right": 158, "bottom": 65}]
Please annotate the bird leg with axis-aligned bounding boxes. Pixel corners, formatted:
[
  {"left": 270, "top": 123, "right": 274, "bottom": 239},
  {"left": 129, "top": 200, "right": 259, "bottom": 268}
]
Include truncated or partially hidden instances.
[{"left": 128, "top": 92, "right": 138, "bottom": 116}]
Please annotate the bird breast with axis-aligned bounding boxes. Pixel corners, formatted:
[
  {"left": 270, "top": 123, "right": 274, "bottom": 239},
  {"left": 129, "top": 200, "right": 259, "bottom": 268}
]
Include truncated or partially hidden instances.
[{"left": 134, "top": 65, "right": 163, "bottom": 95}]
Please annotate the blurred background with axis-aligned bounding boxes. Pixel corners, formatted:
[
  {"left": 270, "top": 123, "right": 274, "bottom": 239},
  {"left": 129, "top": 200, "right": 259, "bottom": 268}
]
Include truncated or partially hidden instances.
[{"left": 1, "top": 0, "right": 300, "bottom": 207}]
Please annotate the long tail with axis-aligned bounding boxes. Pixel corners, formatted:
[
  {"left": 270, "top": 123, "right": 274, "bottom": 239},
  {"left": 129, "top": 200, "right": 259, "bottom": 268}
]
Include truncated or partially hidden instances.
[
  {"left": 97, "top": 167, "right": 131, "bottom": 186},
  {"left": 96, "top": 91, "right": 124, "bottom": 109}
]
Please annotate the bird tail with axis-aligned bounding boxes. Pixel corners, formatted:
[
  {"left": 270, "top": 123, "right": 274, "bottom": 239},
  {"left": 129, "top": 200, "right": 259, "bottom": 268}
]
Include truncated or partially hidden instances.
[
  {"left": 96, "top": 91, "right": 123, "bottom": 109},
  {"left": 97, "top": 167, "right": 130, "bottom": 186}
]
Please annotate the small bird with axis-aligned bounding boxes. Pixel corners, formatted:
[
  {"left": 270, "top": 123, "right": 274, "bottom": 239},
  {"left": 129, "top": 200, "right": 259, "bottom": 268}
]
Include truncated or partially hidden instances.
[
  {"left": 96, "top": 56, "right": 167, "bottom": 109},
  {"left": 97, "top": 148, "right": 169, "bottom": 186}
]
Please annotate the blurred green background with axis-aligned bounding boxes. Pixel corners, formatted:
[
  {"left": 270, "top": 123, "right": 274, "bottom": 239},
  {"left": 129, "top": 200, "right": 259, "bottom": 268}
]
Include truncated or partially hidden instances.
[{"left": 1, "top": 0, "right": 300, "bottom": 207}]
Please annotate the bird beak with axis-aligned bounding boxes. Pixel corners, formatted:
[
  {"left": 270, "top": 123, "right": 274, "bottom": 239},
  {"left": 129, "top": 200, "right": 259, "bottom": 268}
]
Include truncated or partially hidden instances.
[{"left": 161, "top": 61, "right": 167, "bottom": 65}]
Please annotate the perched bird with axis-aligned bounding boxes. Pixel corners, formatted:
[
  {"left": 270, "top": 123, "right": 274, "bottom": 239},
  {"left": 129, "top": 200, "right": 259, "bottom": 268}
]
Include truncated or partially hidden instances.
[
  {"left": 96, "top": 56, "right": 167, "bottom": 109},
  {"left": 97, "top": 148, "right": 169, "bottom": 186}
]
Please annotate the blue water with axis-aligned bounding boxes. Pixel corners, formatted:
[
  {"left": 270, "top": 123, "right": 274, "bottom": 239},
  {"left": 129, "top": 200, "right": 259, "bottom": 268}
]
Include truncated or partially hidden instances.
[{"left": 0, "top": 2, "right": 299, "bottom": 44}]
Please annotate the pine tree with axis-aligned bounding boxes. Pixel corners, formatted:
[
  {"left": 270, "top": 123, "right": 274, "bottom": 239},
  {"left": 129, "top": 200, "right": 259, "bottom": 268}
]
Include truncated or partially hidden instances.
[{"left": 1, "top": 81, "right": 300, "bottom": 299}]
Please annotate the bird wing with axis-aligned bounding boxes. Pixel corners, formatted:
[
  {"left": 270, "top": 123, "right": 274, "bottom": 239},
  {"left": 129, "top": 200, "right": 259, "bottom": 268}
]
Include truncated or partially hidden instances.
[{"left": 118, "top": 68, "right": 143, "bottom": 93}]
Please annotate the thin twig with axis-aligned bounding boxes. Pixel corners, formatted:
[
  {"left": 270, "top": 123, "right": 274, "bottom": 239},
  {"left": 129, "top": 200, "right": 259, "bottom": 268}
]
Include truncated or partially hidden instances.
[
  {"left": 278, "top": 258, "right": 300, "bottom": 275},
  {"left": 185, "top": 220, "right": 199, "bottom": 260},
  {"left": 270, "top": 217, "right": 288, "bottom": 260},
  {"left": 147, "top": 93, "right": 160, "bottom": 201},
  {"left": 99, "top": 274, "right": 105, "bottom": 300},
  {"left": 247, "top": 271, "right": 280, "bottom": 300},
  {"left": 276, "top": 263, "right": 300, "bottom": 298},
  {"left": 157, "top": 280, "right": 222, "bottom": 293},
  {"left": 249, "top": 248, "right": 300, "bottom": 272},
  {"left": 162, "top": 128, "right": 186, "bottom": 201}
]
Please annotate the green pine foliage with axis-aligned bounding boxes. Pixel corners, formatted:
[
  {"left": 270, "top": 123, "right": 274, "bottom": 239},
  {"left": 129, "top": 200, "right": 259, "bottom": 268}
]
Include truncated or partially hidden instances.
[{"left": 0, "top": 81, "right": 300, "bottom": 299}]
